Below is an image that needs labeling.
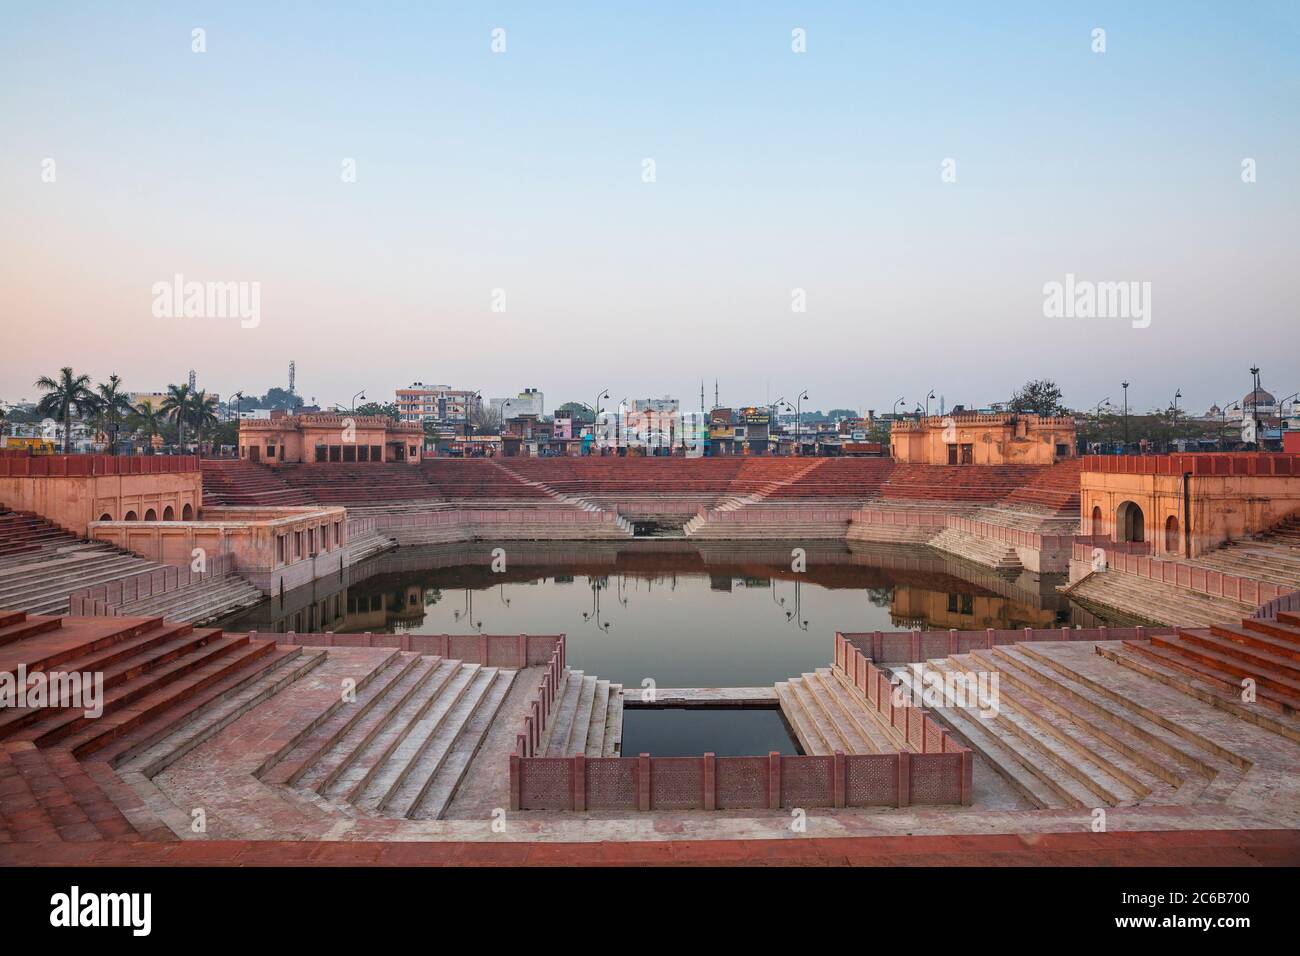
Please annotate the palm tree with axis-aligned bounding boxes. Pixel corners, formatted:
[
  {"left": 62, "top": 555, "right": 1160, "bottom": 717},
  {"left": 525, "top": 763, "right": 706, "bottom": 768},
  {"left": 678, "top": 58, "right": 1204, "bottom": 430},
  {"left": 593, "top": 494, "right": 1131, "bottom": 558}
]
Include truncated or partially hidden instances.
[
  {"left": 34, "top": 367, "right": 94, "bottom": 453},
  {"left": 188, "top": 390, "right": 220, "bottom": 453},
  {"left": 129, "top": 400, "right": 166, "bottom": 454},
  {"left": 160, "top": 383, "right": 192, "bottom": 454},
  {"left": 95, "top": 374, "right": 133, "bottom": 455}
]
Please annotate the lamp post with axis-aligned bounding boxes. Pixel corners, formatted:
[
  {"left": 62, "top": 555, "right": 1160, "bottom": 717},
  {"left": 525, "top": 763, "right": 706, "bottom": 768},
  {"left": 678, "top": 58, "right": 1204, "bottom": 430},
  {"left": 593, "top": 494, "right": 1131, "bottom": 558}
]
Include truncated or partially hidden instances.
[
  {"left": 1171, "top": 389, "right": 1182, "bottom": 450},
  {"left": 795, "top": 389, "right": 809, "bottom": 456},
  {"left": 1094, "top": 398, "right": 1110, "bottom": 452},
  {"left": 1121, "top": 381, "right": 1129, "bottom": 449},
  {"left": 925, "top": 389, "right": 936, "bottom": 418},
  {"left": 350, "top": 390, "right": 366, "bottom": 414},
  {"left": 595, "top": 389, "right": 609, "bottom": 456}
]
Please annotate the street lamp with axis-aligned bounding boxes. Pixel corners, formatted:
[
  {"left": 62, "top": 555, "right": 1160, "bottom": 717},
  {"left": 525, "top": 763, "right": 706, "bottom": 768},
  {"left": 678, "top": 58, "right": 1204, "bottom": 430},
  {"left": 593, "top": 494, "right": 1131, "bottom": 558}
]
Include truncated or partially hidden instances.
[
  {"left": 1121, "top": 381, "right": 1129, "bottom": 448},
  {"left": 350, "top": 390, "right": 366, "bottom": 413},
  {"left": 795, "top": 389, "right": 809, "bottom": 456},
  {"left": 925, "top": 389, "right": 936, "bottom": 418},
  {"left": 595, "top": 389, "right": 609, "bottom": 456},
  {"left": 616, "top": 397, "right": 627, "bottom": 454}
]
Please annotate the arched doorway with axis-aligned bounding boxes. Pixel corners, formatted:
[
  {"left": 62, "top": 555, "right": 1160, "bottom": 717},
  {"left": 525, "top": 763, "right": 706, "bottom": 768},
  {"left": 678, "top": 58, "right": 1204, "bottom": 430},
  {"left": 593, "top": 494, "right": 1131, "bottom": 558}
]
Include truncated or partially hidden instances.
[
  {"left": 144, "top": 509, "right": 157, "bottom": 521},
  {"left": 182, "top": 503, "right": 194, "bottom": 520},
  {"left": 1116, "top": 501, "right": 1145, "bottom": 544},
  {"left": 163, "top": 506, "right": 175, "bottom": 521},
  {"left": 1165, "top": 515, "right": 1180, "bottom": 554},
  {"left": 124, "top": 510, "right": 138, "bottom": 521},
  {"left": 1090, "top": 505, "right": 1103, "bottom": 537},
  {"left": 98, "top": 513, "right": 112, "bottom": 522}
]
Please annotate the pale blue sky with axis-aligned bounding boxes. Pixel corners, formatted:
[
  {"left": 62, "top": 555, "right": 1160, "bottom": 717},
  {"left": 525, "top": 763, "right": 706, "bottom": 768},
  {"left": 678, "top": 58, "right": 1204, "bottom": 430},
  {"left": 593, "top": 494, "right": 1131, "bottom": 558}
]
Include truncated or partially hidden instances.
[{"left": 1, "top": 2, "right": 1297, "bottom": 414}]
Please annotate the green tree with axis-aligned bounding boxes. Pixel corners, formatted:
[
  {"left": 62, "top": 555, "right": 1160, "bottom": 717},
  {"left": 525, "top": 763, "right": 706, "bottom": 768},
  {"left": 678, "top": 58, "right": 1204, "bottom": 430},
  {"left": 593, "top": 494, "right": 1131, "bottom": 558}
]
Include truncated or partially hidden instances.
[
  {"left": 34, "top": 366, "right": 94, "bottom": 453},
  {"left": 129, "top": 400, "right": 167, "bottom": 453},
  {"left": 1009, "top": 379, "right": 1067, "bottom": 417},
  {"left": 161, "top": 383, "right": 193, "bottom": 452},
  {"left": 188, "top": 390, "right": 220, "bottom": 451},
  {"left": 95, "top": 374, "right": 133, "bottom": 454}
]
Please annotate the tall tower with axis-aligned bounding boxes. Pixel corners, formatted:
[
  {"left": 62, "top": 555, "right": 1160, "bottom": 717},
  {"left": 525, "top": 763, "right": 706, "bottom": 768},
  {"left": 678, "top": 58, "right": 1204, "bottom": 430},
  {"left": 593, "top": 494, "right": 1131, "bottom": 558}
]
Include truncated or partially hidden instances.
[
  {"left": 188, "top": 369, "right": 196, "bottom": 391},
  {"left": 288, "top": 361, "right": 296, "bottom": 397}
]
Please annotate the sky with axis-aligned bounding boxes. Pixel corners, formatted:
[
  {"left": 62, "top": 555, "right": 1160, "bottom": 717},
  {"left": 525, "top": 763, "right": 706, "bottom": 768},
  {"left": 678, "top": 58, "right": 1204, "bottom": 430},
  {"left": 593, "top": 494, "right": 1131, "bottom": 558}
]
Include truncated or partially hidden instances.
[{"left": 1, "top": 1, "right": 1298, "bottom": 417}]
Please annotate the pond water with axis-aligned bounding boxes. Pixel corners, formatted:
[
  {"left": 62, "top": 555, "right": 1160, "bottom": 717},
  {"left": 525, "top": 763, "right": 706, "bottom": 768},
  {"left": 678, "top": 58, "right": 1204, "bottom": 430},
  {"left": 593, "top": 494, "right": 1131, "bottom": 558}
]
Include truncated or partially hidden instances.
[{"left": 220, "top": 540, "right": 1114, "bottom": 755}]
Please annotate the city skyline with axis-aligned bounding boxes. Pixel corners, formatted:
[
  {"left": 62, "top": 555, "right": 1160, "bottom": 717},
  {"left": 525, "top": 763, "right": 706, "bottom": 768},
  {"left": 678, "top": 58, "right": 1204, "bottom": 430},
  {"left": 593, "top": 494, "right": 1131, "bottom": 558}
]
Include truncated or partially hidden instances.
[{"left": 3, "top": 2, "right": 1298, "bottom": 415}]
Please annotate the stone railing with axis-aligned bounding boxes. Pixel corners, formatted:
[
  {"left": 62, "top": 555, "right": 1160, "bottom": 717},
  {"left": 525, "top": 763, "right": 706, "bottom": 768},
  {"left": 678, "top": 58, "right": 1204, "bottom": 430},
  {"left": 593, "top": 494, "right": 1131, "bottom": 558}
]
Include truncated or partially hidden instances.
[
  {"left": 835, "top": 625, "right": 1175, "bottom": 667},
  {"left": 1070, "top": 542, "right": 1291, "bottom": 608},
  {"left": 510, "top": 748, "right": 968, "bottom": 812},
  {"left": 69, "top": 551, "right": 235, "bottom": 615},
  {"left": 0, "top": 454, "right": 199, "bottom": 476},
  {"left": 1082, "top": 453, "right": 1300, "bottom": 477},
  {"left": 515, "top": 636, "right": 568, "bottom": 758},
  {"left": 261, "top": 630, "right": 563, "bottom": 669}
]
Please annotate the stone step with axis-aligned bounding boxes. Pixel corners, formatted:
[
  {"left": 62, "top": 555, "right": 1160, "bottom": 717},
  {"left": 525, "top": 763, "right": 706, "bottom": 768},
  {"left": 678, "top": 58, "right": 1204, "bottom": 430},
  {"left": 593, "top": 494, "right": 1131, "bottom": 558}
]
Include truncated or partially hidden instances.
[
  {"left": 382, "top": 666, "right": 501, "bottom": 817},
  {"left": 117, "top": 647, "right": 324, "bottom": 779},
  {"left": 0, "top": 746, "right": 61, "bottom": 841},
  {"left": 262, "top": 652, "right": 424, "bottom": 787},
  {"left": 584, "top": 679, "right": 610, "bottom": 757},
  {"left": 801, "top": 671, "right": 875, "bottom": 753},
  {"left": 603, "top": 685, "right": 624, "bottom": 756},
  {"left": 327, "top": 659, "right": 463, "bottom": 802},
  {"left": 38, "top": 748, "right": 140, "bottom": 841},
  {"left": 1151, "top": 632, "right": 1300, "bottom": 697},
  {"left": 774, "top": 681, "right": 826, "bottom": 755},
  {"left": 923, "top": 658, "right": 1098, "bottom": 807},
  {"left": 1243, "top": 617, "right": 1300, "bottom": 646},
  {"left": 959, "top": 651, "right": 1169, "bottom": 802},
  {"left": 540, "top": 669, "right": 585, "bottom": 757},
  {"left": 410, "top": 669, "right": 516, "bottom": 820},
  {"left": 562, "top": 675, "right": 598, "bottom": 757},
  {"left": 3, "top": 743, "right": 101, "bottom": 841},
  {"left": 985, "top": 645, "right": 1218, "bottom": 782},
  {"left": 820, "top": 669, "right": 906, "bottom": 753},
  {"left": 358, "top": 664, "right": 483, "bottom": 812},
  {"left": 53, "top": 640, "right": 281, "bottom": 759}
]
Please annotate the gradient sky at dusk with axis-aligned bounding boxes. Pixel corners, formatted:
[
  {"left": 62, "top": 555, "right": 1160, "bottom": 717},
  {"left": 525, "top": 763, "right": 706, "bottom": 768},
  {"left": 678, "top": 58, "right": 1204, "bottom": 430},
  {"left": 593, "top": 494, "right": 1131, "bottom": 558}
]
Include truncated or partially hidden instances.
[{"left": 2, "top": 2, "right": 1297, "bottom": 415}]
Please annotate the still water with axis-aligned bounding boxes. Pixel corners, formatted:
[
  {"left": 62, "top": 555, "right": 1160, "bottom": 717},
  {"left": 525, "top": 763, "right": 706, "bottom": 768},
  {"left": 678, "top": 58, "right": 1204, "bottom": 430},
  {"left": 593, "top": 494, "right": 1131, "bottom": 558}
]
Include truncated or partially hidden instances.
[{"left": 220, "top": 540, "right": 1108, "bottom": 755}]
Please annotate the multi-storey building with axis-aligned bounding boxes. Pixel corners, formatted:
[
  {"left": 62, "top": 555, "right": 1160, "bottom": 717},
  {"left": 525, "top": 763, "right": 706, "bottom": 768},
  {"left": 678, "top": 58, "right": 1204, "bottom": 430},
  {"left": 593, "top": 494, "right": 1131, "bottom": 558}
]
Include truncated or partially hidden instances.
[
  {"left": 490, "top": 388, "right": 544, "bottom": 419},
  {"left": 395, "top": 383, "right": 481, "bottom": 425}
]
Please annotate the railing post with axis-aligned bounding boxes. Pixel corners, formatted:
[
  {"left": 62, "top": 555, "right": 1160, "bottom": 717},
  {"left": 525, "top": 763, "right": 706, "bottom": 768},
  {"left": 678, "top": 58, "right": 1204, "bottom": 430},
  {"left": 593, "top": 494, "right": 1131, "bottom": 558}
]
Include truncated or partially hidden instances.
[
  {"left": 638, "top": 754, "right": 651, "bottom": 811},
  {"left": 897, "top": 751, "right": 911, "bottom": 807}
]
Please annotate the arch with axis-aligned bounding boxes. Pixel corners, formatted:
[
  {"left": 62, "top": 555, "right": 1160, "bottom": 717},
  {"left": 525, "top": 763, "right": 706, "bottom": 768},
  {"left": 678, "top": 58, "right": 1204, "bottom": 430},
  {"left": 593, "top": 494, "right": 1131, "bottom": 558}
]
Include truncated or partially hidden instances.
[
  {"left": 182, "top": 503, "right": 194, "bottom": 520},
  {"left": 98, "top": 513, "right": 112, "bottom": 522},
  {"left": 144, "top": 508, "right": 157, "bottom": 521},
  {"left": 1165, "top": 515, "right": 1180, "bottom": 554},
  {"left": 163, "top": 505, "right": 175, "bottom": 521},
  {"left": 1090, "top": 505, "right": 1103, "bottom": 537},
  {"left": 1116, "top": 501, "right": 1145, "bottom": 544},
  {"left": 124, "top": 510, "right": 138, "bottom": 521}
]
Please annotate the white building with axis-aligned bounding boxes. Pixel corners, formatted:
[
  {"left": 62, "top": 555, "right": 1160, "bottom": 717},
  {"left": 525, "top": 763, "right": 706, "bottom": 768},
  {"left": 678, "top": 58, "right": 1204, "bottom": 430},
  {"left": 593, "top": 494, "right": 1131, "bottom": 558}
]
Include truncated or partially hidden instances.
[{"left": 490, "top": 388, "right": 544, "bottom": 419}]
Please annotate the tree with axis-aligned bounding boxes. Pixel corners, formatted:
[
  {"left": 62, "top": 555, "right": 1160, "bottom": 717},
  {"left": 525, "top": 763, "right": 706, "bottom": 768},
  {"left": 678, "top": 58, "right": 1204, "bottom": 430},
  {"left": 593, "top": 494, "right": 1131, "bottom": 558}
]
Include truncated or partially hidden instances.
[
  {"left": 1009, "top": 380, "right": 1066, "bottom": 417},
  {"left": 188, "top": 390, "right": 220, "bottom": 451},
  {"left": 161, "top": 383, "right": 192, "bottom": 452},
  {"left": 556, "top": 401, "right": 595, "bottom": 425},
  {"left": 354, "top": 401, "right": 400, "bottom": 422},
  {"left": 95, "top": 374, "right": 133, "bottom": 455},
  {"left": 468, "top": 404, "right": 503, "bottom": 435},
  {"left": 129, "top": 400, "right": 167, "bottom": 453},
  {"left": 261, "top": 387, "right": 302, "bottom": 411},
  {"left": 827, "top": 408, "right": 858, "bottom": 421},
  {"left": 34, "top": 367, "right": 94, "bottom": 453}
]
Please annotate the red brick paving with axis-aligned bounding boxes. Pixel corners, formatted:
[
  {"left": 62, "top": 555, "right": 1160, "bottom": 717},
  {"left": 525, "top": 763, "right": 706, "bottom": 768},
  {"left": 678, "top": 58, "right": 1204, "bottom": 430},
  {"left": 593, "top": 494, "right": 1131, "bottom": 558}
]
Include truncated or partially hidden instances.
[{"left": 1, "top": 829, "right": 1297, "bottom": 866}]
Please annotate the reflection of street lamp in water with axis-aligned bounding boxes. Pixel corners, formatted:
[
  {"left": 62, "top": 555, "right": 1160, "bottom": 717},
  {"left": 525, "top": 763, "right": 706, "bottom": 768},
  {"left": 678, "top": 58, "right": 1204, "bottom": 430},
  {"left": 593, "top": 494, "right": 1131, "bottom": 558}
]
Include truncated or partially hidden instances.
[
  {"left": 452, "top": 589, "right": 482, "bottom": 632},
  {"left": 582, "top": 576, "right": 612, "bottom": 632}
]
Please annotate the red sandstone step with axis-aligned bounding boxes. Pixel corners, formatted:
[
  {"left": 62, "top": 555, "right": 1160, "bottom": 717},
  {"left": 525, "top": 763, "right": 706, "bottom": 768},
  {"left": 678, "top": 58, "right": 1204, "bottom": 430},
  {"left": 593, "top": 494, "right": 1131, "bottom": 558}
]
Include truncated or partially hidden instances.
[
  {"left": 0, "top": 625, "right": 218, "bottom": 739},
  {"left": 40, "top": 748, "right": 139, "bottom": 841},
  {"left": 21, "top": 635, "right": 255, "bottom": 747},
  {"left": 57, "top": 639, "right": 280, "bottom": 759},
  {"left": 1139, "top": 639, "right": 1300, "bottom": 711},
  {"left": 0, "top": 610, "right": 26, "bottom": 629},
  {"left": 1244, "top": 617, "right": 1300, "bottom": 646},
  {"left": 1210, "top": 623, "right": 1300, "bottom": 662},
  {"left": 0, "top": 616, "right": 163, "bottom": 671},
  {"left": 0, "top": 746, "right": 61, "bottom": 843},
  {"left": 0, "top": 615, "right": 63, "bottom": 649},
  {"left": 1280, "top": 611, "right": 1300, "bottom": 627},
  {"left": 92, "top": 644, "right": 305, "bottom": 768},
  {"left": 1164, "top": 631, "right": 1300, "bottom": 685},
  {"left": 3, "top": 743, "right": 101, "bottom": 841}
]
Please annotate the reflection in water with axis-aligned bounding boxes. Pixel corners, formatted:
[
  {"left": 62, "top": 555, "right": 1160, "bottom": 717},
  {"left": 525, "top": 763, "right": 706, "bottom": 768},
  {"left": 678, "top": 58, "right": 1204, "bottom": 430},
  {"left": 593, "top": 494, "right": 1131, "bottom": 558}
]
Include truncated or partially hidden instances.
[{"left": 221, "top": 541, "right": 1110, "bottom": 690}]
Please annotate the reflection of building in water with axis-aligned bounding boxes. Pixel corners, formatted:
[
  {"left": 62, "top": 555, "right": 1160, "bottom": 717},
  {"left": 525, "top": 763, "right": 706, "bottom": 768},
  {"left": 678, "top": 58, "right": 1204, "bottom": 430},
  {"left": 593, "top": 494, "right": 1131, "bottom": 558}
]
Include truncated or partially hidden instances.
[{"left": 889, "top": 585, "right": 1063, "bottom": 631}]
